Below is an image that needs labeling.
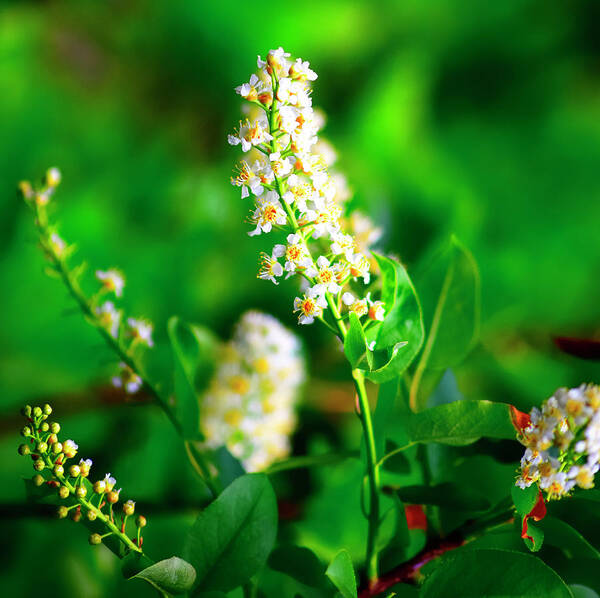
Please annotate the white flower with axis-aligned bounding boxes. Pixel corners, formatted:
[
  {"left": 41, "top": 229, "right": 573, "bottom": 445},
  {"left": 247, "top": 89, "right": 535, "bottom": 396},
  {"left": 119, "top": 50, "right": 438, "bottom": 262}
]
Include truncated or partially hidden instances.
[
  {"left": 235, "top": 73, "right": 261, "bottom": 101},
  {"left": 293, "top": 287, "right": 328, "bottom": 325},
  {"left": 103, "top": 473, "right": 117, "bottom": 491},
  {"left": 95, "top": 301, "right": 121, "bottom": 339},
  {"left": 306, "top": 256, "right": 341, "bottom": 295},
  {"left": 272, "top": 233, "right": 311, "bottom": 274},
  {"left": 228, "top": 118, "right": 273, "bottom": 152},
  {"left": 258, "top": 254, "right": 284, "bottom": 284},
  {"left": 96, "top": 269, "right": 125, "bottom": 297},
  {"left": 289, "top": 58, "right": 317, "bottom": 82},
  {"left": 231, "top": 160, "right": 266, "bottom": 199},
  {"left": 127, "top": 318, "right": 154, "bottom": 347},
  {"left": 248, "top": 192, "right": 287, "bottom": 236},
  {"left": 112, "top": 362, "right": 142, "bottom": 394}
]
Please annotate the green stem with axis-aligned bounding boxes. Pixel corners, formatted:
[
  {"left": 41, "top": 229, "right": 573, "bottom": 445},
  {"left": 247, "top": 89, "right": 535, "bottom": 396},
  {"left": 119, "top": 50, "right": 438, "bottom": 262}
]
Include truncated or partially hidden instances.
[{"left": 265, "top": 73, "right": 381, "bottom": 584}]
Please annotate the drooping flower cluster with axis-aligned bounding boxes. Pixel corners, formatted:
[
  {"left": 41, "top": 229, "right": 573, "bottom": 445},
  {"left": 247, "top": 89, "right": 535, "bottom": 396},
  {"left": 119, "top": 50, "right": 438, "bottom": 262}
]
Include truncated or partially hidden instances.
[
  {"left": 18, "top": 169, "right": 153, "bottom": 394},
  {"left": 516, "top": 384, "right": 600, "bottom": 500},
  {"left": 18, "top": 404, "right": 147, "bottom": 551},
  {"left": 228, "top": 48, "right": 384, "bottom": 328},
  {"left": 199, "top": 311, "right": 304, "bottom": 472}
]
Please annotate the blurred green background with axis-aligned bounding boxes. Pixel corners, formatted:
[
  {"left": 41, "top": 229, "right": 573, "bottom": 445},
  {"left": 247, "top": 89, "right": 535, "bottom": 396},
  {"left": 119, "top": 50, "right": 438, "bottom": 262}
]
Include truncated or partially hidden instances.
[{"left": 1, "top": 0, "right": 599, "bottom": 595}]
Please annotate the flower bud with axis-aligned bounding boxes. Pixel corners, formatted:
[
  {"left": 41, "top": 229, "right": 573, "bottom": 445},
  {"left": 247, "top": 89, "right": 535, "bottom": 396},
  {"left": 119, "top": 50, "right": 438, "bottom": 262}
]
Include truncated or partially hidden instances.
[
  {"left": 18, "top": 181, "right": 33, "bottom": 200},
  {"left": 59, "top": 486, "right": 69, "bottom": 499},
  {"left": 18, "top": 444, "right": 31, "bottom": 456},
  {"left": 52, "top": 443, "right": 63, "bottom": 455},
  {"left": 34, "top": 459, "right": 45, "bottom": 471},
  {"left": 40, "top": 422, "right": 49, "bottom": 432},
  {"left": 122, "top": 500, "right": 135, "bottom": 516},
  {"left": 89, "top": 533, "right": 102, "bottom": 545},
  {"left": 21, "top": 405, "right": 32, "bottom": 418},
  {"left": 43, "top": 403, "right": 52, "bottom": 415},
  {"left": 69, "top": 465, "right": 80, "bottom": 478},
  {"left": 32, "top": 474, "right": 45, "bottom": 487},
  {"left": 79, "top": 459, "right": 92, "bottom": 477},
  {"left": 106, "top": 490, "right": 120, "bottom": 504},
  {"left": 136, "top": 515, "right": 147, "bottom": 528},
  {"left": 21, "top": 426, "right": 31, "bottom": 438},
  {"left": 63, "top": 439, "right": 78, "bottom": 459},
  {"left": 46, "top": 168, "right": 61, "bottom": 188},
  {"left": 50, "top": 422, "right": 60, "bottom": 434},
  {"left": 53, "top": 464, "right": 64, "bottom": 476},
  {"left": 47, "top": 433, "right": 58, "bottom": 445},
  {"left": 33, "top": 406, "right": 42, "bottom": 418},
  {"left": 76, "top": 486, "right": 87, "bottom": 499},
  {"left": 57, "top": 506, "right": 68, "bottom": 519},
  {"left": 71, "top": 509, "right": 82, "bottom": 523},
  {"left": 36, "top": 441, "right": 48, "bottom": 454},
  {"left": 87, "top": 510, "right": 97, "bottom": 522},
  {"left": 93, "top": 480, "right": 106, "bottom": 494}
]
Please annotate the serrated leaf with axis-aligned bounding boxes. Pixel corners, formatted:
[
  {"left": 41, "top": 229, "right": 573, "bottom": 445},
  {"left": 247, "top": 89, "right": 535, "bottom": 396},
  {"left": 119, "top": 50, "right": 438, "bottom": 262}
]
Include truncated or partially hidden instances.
[
  {"left": 325, "top": 550, "right": 357, "bottom": 598},
  {"left": 184, "top": 474, "right": 277, "bottom": 592},
  {"left": 131, "top": 557, "right": 196, "bottom": 595}
]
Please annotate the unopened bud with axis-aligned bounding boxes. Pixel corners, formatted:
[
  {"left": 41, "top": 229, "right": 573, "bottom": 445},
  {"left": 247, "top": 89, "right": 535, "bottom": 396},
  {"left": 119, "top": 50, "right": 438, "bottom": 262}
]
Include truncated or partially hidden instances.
[
  {"left": 52, "top": 443, "right": 63, "bottom": 455},
  {"left": 54, "top": 464, "right": 64, "bottom": 476},
  {"left": 21, "top": 426, "right": 32, "bottom": 438},
  {"left": 89, "top": 533, "right": 102, "bottom": 545},
  {"left": 34, "top": 459, "right": 45, "bottom": 471},
  {"left": 59, "top": 486, "right": 69, "bottom": 499},
  {"left": 76, "top": 486, "right": 87, "bottom": 499},
  {"left": 57, "top": 506, "right": 68, "bottom": 519},
  {"left": 69, "top": 465, "right": 80, "bottom": 478},
  {"left": 21, "top": 405, "right": 32, "bottom": 418},
  {"left": 122, "top": 500, "right": 135, "bottom": 516},
  {"left": 87, "top": 510, "right": 97, "bottom": 522},
  {"left": 71, "top": 509, "right": 82, "bottom": 523},
  {"left": 50, "top": 422, "right": 60, "bottom": 434},
  {"left": 106, "top": 490, "right": 120, "bottom": 504},
  {"left": 18, "top": 444, "right": 31, "bottom": 456},
  {"left": 33, "top": 407, "right": 42, "bottom": 418},
  {"left": 42, "top": 403, "right": 52, "bottom": 415},
  {"left": 36, "top": 442, "right": 48, "bottom": 454},
  {"left": 47, "top": 434, "right": 57, "bottom": 445},
  {"left": 32, "top": 474, "right": 45, "bottom": 487},
  {"left": 18, "top": 181, "right": 33, "bottom": 200},
  {"left": 93, "top": 480, "right": 106, "bottom": 494},
  {"left": 136, "top": 515, "right": 147, "bottom": 528},
  {"left": 46, "top": 168, "right": 61, "bottom": 188},
  {"left": 40, "top": 422, "right": 49, "bottom": 432}
]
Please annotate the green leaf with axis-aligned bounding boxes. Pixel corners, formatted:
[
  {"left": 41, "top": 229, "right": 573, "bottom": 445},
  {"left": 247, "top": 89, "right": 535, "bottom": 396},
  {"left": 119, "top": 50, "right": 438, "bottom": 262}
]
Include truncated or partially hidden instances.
[
  {"left": 344, "top": 312, "right": 372, "bottom": 369},
  {"left": 367, "top": 254, "right": 424, "bottom": 370},
  {"left": 542, "top": 517, "right": 600, "bottom": 559},
  {"left": 570, "top": 586, "right": 600, "bottom": 598},
  {"left": 268, "top": 545, "right": 328, "bottom": 589},
  {"left": 325, "top": 550, "right": 357, "bottom": 598},
  {"left": 386, "top": 400, "right": 515, "bottom": 455},
  {"left": 364, "top": 342, "right": 409, "bottom": 383},
  {"left": 512, "top": 484, "right": 540, "bottom": 516},
  {"left": 410, "top": 237, "right": 480, "bottom": 411},
  {"left": 523, "top": 521, "right": 545, "bottom": 552},
  {"left": 168, "top": 316, "right": 218, "bottom": 440},
  {"left": 420, "top": 549, "right": 573, "bottom": 598},
  {"left": 131, "top": 557, "right": 196, "bottom": 595},
  {"left": 389, "top": 482, "right": 490, "bottom": 512},
  {"left": 183, "top": 473, "right": 277, "bottom": 592}
]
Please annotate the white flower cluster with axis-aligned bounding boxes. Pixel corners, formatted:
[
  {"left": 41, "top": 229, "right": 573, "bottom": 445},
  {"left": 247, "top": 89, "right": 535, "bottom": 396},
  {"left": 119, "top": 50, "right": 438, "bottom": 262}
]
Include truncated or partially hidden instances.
[
  {"left": 199, "top": 311, "right": 304, "bottom": 472},
  {"left": 516, "top": 384, "right": 600, "bottom": 499},
  {"left": 228, "top": 48, "right": 384, "bottom": 326}
]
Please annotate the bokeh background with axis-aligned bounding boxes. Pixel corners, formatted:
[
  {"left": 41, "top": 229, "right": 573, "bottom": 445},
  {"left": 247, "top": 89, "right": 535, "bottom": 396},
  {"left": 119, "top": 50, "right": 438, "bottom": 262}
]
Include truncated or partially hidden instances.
[{"left": 1, "top": 1, "right": 599, "bottom": 595}]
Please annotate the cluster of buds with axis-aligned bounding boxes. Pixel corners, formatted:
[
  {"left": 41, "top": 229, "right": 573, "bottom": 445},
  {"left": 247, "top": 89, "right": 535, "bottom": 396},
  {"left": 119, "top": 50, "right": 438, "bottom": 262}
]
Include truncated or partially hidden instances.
[
  {"left": 516, "top": 384, "right": 600, "bottom": 500},
  {"left": 228, "top": 48, "right": 385, "bottom": 329},
  {"left": 18, "top": 169, "right": 151, "bottom": 394},
  {"left": 200, "top": 311, "right": 304, "bottom": 472},
  {"left": 18, "top": 404, "right": 147, "bottom": 551}
]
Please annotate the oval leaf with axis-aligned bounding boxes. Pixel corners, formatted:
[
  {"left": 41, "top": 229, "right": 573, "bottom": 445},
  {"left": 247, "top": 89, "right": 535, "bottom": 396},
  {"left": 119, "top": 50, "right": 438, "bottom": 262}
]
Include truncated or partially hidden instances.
[
  {"left": 132, "top": 557, "right": 196, "bottom": 595},
  {"left": 421, "top": 549, "right": 572, "bottom": 598},
  {"left": 183, "top": 473, "right": 277, "bottom": 592},
  {"left": 325, "top": 550, "right": 357, "bottom": 598}
]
